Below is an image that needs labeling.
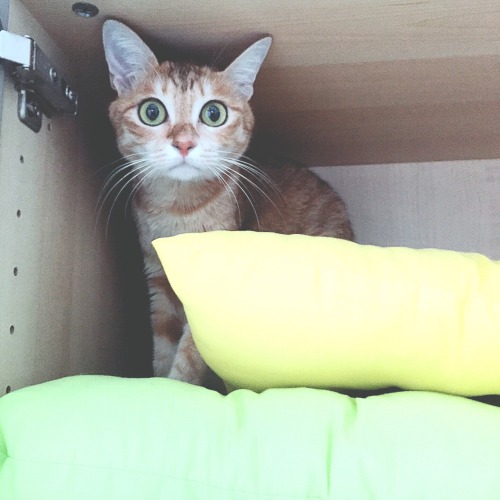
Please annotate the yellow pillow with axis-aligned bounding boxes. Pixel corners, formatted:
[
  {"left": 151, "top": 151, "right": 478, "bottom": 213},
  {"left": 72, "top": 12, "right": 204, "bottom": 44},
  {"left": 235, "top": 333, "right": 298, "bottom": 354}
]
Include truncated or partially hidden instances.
[{"left": 153, "top": 231, "right": 500, "bottom": 394}]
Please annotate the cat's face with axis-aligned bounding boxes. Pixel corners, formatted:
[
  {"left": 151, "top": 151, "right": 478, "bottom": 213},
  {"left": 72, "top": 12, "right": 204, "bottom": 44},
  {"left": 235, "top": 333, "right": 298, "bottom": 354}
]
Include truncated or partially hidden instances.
[
  {"left": 108, "top": 62, "right": 255, "bottom": 183},
  {"left": 103, "top": 21, "right": 271, "bottom": 182}
]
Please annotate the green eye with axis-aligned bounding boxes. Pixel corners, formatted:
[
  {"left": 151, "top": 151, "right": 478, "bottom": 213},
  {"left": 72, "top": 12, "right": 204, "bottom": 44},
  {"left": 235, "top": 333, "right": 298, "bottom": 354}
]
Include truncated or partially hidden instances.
[
  {"left": 200, "top": 101, "right": 228, "bottom": 127},
  {"left": 138, "top": 99, "right": 167, "bottom": 126}
]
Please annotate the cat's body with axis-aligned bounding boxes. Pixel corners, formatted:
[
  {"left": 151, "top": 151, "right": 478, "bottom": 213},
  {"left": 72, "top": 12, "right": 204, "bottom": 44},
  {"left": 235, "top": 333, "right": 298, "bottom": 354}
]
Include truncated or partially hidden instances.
[{"left": 103, "top": 21, "right": 353, "bottom": 385}]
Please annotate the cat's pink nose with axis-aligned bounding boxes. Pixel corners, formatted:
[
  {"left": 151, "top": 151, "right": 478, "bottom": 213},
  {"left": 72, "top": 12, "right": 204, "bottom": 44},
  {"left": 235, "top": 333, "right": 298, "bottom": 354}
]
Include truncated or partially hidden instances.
[{"left": 174, "top": 140, "right": 196, "bottom": 158}]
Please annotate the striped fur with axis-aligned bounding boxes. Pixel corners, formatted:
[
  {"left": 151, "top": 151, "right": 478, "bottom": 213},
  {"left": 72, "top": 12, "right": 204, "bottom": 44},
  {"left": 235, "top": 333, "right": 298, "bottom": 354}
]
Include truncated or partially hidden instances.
[{"left": 103, "top": 21, "right": 353, "bottom": 386}]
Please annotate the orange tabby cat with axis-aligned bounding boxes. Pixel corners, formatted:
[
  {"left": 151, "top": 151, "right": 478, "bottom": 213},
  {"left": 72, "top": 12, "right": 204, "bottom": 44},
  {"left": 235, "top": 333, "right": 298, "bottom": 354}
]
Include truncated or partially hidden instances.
[{"left": 102, "top": 20, "right": 353, "bottom": 385}]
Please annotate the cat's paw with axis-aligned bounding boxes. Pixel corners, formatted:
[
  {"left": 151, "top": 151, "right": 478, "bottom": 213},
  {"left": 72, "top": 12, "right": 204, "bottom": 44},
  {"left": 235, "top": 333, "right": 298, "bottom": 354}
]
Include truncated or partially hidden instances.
[
  {"left": 168, "top": 363, "right": 206, "bottom": 386},
  {"left": 167, "top": 323, "right": 209, "bottom": 385}
]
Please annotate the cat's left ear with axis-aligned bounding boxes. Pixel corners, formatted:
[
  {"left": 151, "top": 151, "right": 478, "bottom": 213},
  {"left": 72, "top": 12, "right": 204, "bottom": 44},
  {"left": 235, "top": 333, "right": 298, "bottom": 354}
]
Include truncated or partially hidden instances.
[{"left": 223, "top": 37, "right": 272, "bottom": 101}]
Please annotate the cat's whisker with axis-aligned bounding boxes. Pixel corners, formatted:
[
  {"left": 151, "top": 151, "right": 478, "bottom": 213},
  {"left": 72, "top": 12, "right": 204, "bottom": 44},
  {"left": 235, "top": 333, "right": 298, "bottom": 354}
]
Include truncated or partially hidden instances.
[
  {"left": 215, "top": 163, "right": 261, "bottom": 229},
  {"left": 231, "top": 161, "right": 279, "bottom": 200},
  {"left": 96, "top": 159, "right": 150, "bottom": 220},
  {"left": 219, "top": 158, "right": 282, "bottom": 218},
  {"left": 96, "top": 158, "right": 158, "bottom": 238},
  {"left": 125, "top": 163, "right": 162, "bottom": 214},
  {"left": 207, "top": 165, "right": 243, "bottom": 223},
  {"left": 94, "top": 163, "right": 145, "bottom": 237},
  {"left": 97, "top": 150, "right": 176, "bottom": 223},
  {"left": 218, "top": 150, "right": 282, "bottom": 198},
  {"left": 207, "top": 153, "right": 269, "bottom": 217},
  {"left": 92, "top": 152, "right": 151, "bottom": 179},
  {"left": 98, "top": 163, "right": 137, "bottom": 205},
  {"left": 99, "top": 156, "right": 152, "bottom": 192},
  {"left": 106, "top": 162, "right": 157, "bottom": 213},
  {"left": 105, "top": 162, "right": 158, "bottom": 238},
  {"left": 229, "top": 173, "right": 261, "bottom": 229},
  {"left": 98, "top": 152, "right": 166, "bottom": 205},
  {"left": 218, "top": 163, "right": 284, "bottom": 221}
]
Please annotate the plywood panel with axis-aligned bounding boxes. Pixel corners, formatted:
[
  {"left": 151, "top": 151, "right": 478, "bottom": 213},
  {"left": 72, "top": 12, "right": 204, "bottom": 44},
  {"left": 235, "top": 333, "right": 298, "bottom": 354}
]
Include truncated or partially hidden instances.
[
  {"left": 254, "top": 56, "right": 498, "bottom": 112},
  {"left": 20, "top": 0, "right": 500, "bottom": 67},
  {"left": 18, "top": 0, "right": 500, "bottom": 165},
  {"left": 259, "top": 100, "right": 500, "bottom": 166},
  {"left": 0, "top": 0, "right": 128, "bottom": 394},
  {"left": 312, "top": 160, "right": 500, "bottom": 259}
]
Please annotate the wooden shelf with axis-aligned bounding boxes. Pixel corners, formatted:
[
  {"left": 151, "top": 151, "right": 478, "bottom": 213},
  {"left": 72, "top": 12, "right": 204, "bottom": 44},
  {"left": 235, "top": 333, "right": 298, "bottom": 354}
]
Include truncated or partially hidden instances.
[{"left": 20, "top": 0, "right": 500, "bottom": 165}]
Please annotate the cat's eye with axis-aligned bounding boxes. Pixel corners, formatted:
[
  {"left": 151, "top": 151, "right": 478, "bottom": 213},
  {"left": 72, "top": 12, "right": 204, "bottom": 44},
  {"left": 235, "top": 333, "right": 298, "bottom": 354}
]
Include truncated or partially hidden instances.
[
  {"left": 200, "top": 101, "right": 228, "bottom": 127},
  {"left": 138, "top": 99, "right": 168, "bottom": 126}
]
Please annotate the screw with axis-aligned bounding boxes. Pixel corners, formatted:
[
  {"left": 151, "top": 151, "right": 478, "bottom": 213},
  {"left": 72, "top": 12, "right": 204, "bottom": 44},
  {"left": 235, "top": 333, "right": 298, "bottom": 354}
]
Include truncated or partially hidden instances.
[
  {"left": 49, "top": 67, "right": 58, "bottom": 83},
  {"left": 72, "top": 2, "right": 99, "bottom": 18},
  {"left": 29, "top": 102, "right": 41, "bottom": 118},
  {"left": 66, "top": 87, "right": 77, "bottom": 102}
]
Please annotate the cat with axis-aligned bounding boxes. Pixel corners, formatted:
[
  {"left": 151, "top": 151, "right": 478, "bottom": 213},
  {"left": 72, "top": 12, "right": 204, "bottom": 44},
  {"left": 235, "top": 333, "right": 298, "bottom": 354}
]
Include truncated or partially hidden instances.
[{"left": 102, "top": 20, "right": 353, "bottom": 386}]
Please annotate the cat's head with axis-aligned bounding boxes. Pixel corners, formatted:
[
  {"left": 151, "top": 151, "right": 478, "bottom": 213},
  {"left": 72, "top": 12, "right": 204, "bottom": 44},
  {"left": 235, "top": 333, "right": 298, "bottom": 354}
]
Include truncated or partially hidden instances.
[{"left": 102, "top": 20, "right": 271, "bottom": 182}]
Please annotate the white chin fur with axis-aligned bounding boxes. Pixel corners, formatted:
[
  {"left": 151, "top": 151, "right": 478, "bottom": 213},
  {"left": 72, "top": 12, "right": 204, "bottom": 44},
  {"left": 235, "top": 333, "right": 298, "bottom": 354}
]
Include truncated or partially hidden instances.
[{"left": 166, "top": 164, "right": 212, "bottom": 182}]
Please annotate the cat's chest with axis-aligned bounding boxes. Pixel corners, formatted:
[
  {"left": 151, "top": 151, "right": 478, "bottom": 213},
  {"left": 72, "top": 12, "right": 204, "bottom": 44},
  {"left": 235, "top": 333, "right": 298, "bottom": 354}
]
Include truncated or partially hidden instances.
[
  {"left": 133, "top": 192, "right": 240, "bottom": 257},
  {"left": 136, "top": 208, "right": 208, "bottom": 241}
]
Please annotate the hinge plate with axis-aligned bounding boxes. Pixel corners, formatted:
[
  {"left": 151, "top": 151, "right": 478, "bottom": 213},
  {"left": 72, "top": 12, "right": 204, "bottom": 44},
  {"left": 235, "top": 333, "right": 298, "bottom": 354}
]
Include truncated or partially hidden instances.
[
  {"left": 17, "top": 88, "right": 42, "bottom": 132},
  {"left": 0, "top": 28, "right": 78, "bottom": 132}
]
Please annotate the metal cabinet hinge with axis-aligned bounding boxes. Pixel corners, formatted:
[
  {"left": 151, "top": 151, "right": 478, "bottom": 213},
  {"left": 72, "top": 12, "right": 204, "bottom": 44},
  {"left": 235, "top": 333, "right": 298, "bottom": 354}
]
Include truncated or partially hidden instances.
[{"left": 0, "top": 27, "right": 78, "bottom": 132}]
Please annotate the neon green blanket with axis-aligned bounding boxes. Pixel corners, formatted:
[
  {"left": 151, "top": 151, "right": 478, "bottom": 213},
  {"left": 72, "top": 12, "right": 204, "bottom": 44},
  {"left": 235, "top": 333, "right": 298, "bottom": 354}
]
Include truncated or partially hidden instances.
[{"left": 1, "top": 376, "right": 500, "bottom": 499}]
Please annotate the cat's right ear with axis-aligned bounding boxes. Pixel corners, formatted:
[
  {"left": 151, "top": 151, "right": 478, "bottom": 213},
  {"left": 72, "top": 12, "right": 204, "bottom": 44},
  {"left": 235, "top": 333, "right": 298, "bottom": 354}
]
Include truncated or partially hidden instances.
[{"left": 102, "top": 20, "right": 158, "bottom": 95}]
